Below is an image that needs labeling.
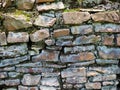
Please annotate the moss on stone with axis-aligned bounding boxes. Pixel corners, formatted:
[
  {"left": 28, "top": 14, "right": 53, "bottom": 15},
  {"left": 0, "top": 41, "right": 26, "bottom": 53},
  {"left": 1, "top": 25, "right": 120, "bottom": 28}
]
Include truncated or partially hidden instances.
[{"left": 64, "top": 8, "right": 80, "bottom": 12}]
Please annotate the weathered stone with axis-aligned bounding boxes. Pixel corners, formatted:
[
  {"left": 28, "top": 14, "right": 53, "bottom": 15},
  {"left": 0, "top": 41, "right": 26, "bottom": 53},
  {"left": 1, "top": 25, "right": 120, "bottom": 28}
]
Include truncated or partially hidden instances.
[
  {"left": 41, "top": 77, "right": 59, "bottom": 86},
  {"left": 0, "top": 32, "right": 7, "bottom": 45},
  {"left": 102, "top": 35, "right": 114, "bottom": 45},
  {"left": 36, "top": 0, "right": 54, "bottom": 3},
  {"left": 61, "top": 67, "right": 86, "bottom": 78},
  {"left": 37, "top": 2, "right": 65, "bottom": 11},
  {"left": 16, "top": 0, "right": 35, "bottom": 10},
  {"left": 95, "top": 24, "right": 120, "bottom": 33},
  {"left": 0, "top": 43, "right": 28, "bottom": 58},
  {"left": 46, "top": 46, "right": 62, "bottom": 51},
  {"left": 102, "top": 86, "right": 117, "bottom": 90},
  {"left": 64, "top": 45, "right": 95, "bottom": 54},
  {"left": 73, "top": 35, "right": 101, "bottom": 45},
  {"left": 8, "top": 72, "right": 20, "bottom": 78},
  {"left": 103, "top": 81, "right": 114, "bottom": 86},
  {"left": 56, "top": 40, "right": 73, "bottom": 46},
  {"left": 0, "top": 80, "right": 4, "bottom": 85},
  {"left": 98, "top": 46, "right": 120, "bottom": 59},
  {"left": 87, "top": 71, "right": 100, "bottom": 77},
  {"left": 42, "top": 72, "right": 60, "bottom": 77},
  {"left": 1, "top": 0, "right": 12, "bottom": 8},
  {"left": 40, "top": 86, "right": 56, "bottom": 90},
  {"left": 96, "top": 59, "right": 119, "bottom": 65},
  {"left": 0, "top": 72, "right": 7, "bottom": 78},
  {"left": 34, "top": 15, "right": 56, "bottom": 27},
  {"left": 29, "top": 87, "right": 38, "bottom": 90},
  {"left": 66, "top": 77, "right": 87, "bottom": 84},
  {"left": 7, "top": 32, "right": 29, "bottom": 43},
  {"left": 3, "top": 88, "right": 17, "bottom": 90},
  {"left": 16, "top": 62, "right": 42, "bottom": 67},
  {"left": 58, "top": 36, "right": 74, "bottom": 40},
  {"left": 60, "top": 52, "right": 95, "bottom": 63},
  {"left": 0, "top": 67, "right": 15, "bottom": 72},
  {"left": 0, "top": 55, "right": 30, "bottom": 67},
  {"left": 32, "top": 50, "right": 59, "bottom": 62},
  {"left": 45, "top": 39, "right": 55, "bottom": 46},
  {"left": 53, "top": 29, "right": 70, "bottom": 38},
  {"left": 30, "top": 29, "right": 49, "bottom": 42},
  {"left": 71, "top": 25, "right": 93, "bottom": 35},
  {"left": 22, "top": 74, "right": 41, "bottom": 85},
  {"left": 102, "top": 74, "right": 116, "bottom": 81},
  {"left": 5, "top": 79, "right": 20, "bottom": 86},
  {"left": 62, "top": 12, "right": 90, "bottom": 24},
  {"left": 85, "top": 82, "right": 101, "bottom": 89},
  {"left": 91, "top": 11, "right": 120, "bottom": 23},
  {"left": 18, "top": 85, "right": 28, "bottom": 90},
  {"left": 117, "top": 34, "right": 120, "bottom": 46},
  {"left": 90, "top": 75, "right": 102, "bottom": 82},
  {"left": 3, "top": 12, "right": 32, "bottom": 31}
]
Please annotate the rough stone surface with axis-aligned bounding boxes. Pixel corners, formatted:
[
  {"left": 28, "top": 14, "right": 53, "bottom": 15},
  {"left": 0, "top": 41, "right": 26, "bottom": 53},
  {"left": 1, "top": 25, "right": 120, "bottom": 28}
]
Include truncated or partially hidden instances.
[
  {"left": 98, "top": 46, "right": 120, "bottom": 59},
  {"left": 102, "top": 35, "right": 114, "bottom": 45},
  {"left": 16, "top": 0, "right": 35, "bottom": 10},
  {"left": 36, "top": 0, "right": 54, "bottom": 3},
  {"left": 22, "top": 74, "right": 41, "bottom": 85},
  {"left": 0, "top": 72, "right": 8, "bottom": 78},
  {"left": 91, "top": 11, "right": 120, "bottom": 23},
  {"left": 3, "top": 12, "right": 32, "bottom": 31},
  {"left": 62, "top": 12, "right": 91, "bottom": 24},
  {"left": 5, "top": 79, "right": 20, "bottom": 86},
  {"left": 34, "top": 15, "right": 56, "bottom": 27},
  {"left": 30, "top": 29, "right": 49, "bottom": 42},
  {"left": 37, "top": 2, "right": 65, "bottom": 11},
  {"left": 7, "top": 32, "right": 29, "bottom": 43},
  {"left": 53, "top": 29, "right": 70, "bottom": 38},
  {"left": 18, "top": 85, "right": 28, "bottom": 90},
  {"left": 117, "top": 34, "right": 120, "bottom": 46},
  {"left": 0, "top": 32, "right": 7, "bottom": 45},
  {"left": 32, "top": 50, "right": 59, "bottom": 62},
  {"left": 85, "top": 82, "right": 101, "bottom": 89},
  {"left": 40, "top": 86, "right": 56, "bottom": 90},
  {"left": 71, "top": 25, "right": 93, "bottom": 35}
]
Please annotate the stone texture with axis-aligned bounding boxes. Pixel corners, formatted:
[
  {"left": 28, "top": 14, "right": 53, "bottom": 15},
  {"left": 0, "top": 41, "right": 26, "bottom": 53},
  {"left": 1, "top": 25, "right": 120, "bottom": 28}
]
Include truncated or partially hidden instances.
[
  {"left": 7, "top": 32, "right": 29, "bottom": 43},
  {"left": 61, "top": 67, "right": 86, "bottom": 78},
  {"left": 34, "top": 15, "right": 56, "bottom": 27},
  {"left": 32, "top": 50, "right": 59, "bottom": 62},
  {"left": 18, "top": 85, "right": 28, "bottom": 90},
  {"left": 60, "top": 52, "right": 95, "bottom": 63},
  {"left": 29, "top": 87, "right": 38, "bottom": 90},
  {"left": 2, "top": 88, "right": 17, "bottom": 90},
  {"left": 71, "top": 25, "right": 93, "bottom": 35},
  {"left": 98, "top": 46, "right": 120, "bottom": 59},
  {"left": 95, "top": 24, "right": 120, "bottom": 32},
  {"left": 41, "top": 77, "right": 59, "bottom": 86},
  {"left": 53, "top": 29, "right": 70, "bottom": 38},
  {"left": 30, "top": 29, "right": 49, "bottom": 42},
  {"left": 36, "top": 0, "right": 54, "bottom": 3},
  {"left": 8, "top": 72, "right": 20, "bottom": 78},
  {"left": 87, "top": 71, "right": 100, "bottom": 77},
  {"left": 40, "top": 86, "right": 56, "bottom": 90},
  {"left": 103, "top": 81, "right": 114, "bottom": 86},
  {"left": 0, "top": 43, "right": 28, "bottom": 58},
  {"left": 62, "top": 12, "right": 90, "bottom": 24},
  {"left": 22, "top": 74, "right": 41, "bottom": 85},
  {"left": 0, "top": 32, "right": 7, "bottom": 45},
  {"left": 0, "top": 72, "right": 7, "bottom": 78},
  {"left": 102, "top": 74, "right": 116, "bottom": 81},
  {"left": 5, "top": 79, "right": 20, "bottom": 86},
  {"left": 1, "top": 0, "right": 12, "bottom": 8},
  {"left": 45, "top": 39, "right": 55, "bottom": 46},
  {"left": 3, "top": 12, "right": 32, "bottom": 31},
  {"left": 37, "top": 2, "right": 65, "bottom": 11},
  {"left": 56, "top": 40, "right": 73, "bottom": 46},
  {"left": 91, "top": 11, "right": 120, "bottom": 23},
  {"left": 73, "top": 35, "right": 101, "bottom": 45},
  {"left": 117, "top": 34, "right": 120, "bottom": 46},
  {"left": 85, "top": 82, "right": 101, "bottom": 89},
  {"left": 102, "top": 35, "right": 114, "bottom": 45},
  {"left": 16, "top": 0, "right": 35, "bottom": 10}
]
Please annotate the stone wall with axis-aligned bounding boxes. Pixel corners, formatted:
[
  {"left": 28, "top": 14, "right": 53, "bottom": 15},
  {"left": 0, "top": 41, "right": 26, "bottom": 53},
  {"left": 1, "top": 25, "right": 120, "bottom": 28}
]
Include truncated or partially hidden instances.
[{"left": 0, "top": 0, "right": 120, "bottom": 90}]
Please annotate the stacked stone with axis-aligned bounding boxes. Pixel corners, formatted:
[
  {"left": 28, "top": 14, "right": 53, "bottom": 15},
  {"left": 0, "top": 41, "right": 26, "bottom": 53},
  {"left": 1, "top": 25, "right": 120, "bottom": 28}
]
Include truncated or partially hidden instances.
[{"left": 0, "top": 0, "right": 120, "bottom": 90}]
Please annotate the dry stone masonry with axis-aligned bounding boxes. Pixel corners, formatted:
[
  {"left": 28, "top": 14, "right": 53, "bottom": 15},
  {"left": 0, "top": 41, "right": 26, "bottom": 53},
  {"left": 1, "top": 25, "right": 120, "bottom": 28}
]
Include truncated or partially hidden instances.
[{"left": 0, "top": 0, "right": 120, "bottom": 90}]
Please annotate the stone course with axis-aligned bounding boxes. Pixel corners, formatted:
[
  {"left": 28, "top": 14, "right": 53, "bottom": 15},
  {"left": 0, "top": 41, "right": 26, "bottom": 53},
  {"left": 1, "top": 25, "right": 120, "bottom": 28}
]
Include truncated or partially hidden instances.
[{"left": 0, "top": 0, "right": 119, "bottom": 90}]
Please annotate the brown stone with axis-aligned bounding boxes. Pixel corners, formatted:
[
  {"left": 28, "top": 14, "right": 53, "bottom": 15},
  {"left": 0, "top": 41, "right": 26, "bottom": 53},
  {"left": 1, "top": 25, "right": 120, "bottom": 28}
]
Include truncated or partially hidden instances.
[
  {"left": 91, "top": 11, "right": 120, "bottom": 23},
  {"left": 16, "top": 0, "right": 35, "bottom": 10},
  {"left": 0, "top": 72, "right": 7, "bottom": 78},
  {"left": 117, "top": 34, "right": 120, "bottom": 46},
  {"left": 102, "top": 35, "right": 114, "bottom": 45},
  {"left": 53, "top": 29, "right": 70, "bottom": 38},
  {"left": 30, "top": 29, "right": 49, "bottom": 42},
  {"left": 62, "top": 12, "right": 90, "bottom": 24},
  {"left": 85, "top": 82, "right": 101, "bottom": 89},
  {"left": 0, "top": 32, "right": 7, "bottom": 45},
  {"left": 29, "top": 87, "right": 38, "bottom": 90},
  {"left": 32, "top": 50, "right": 59, "bottom": 62},
  {"left": 7, "top": 32, "right": 29, "bottom": 43},
  {"left": 36, "top": 0, "right": 54, "bottom": 3},
  {"left": 2, "top": 0, "right": 12, "bottom": 8}
]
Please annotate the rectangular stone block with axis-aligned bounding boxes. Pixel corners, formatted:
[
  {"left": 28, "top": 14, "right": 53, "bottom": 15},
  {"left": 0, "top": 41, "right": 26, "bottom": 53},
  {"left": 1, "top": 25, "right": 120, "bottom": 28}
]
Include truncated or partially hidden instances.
[
  {"left": 5, "top": 79, "right": 20, "bottom": 86},
  {"left": 85, "top": 82, "right": 101, "bottom": 89},
  {"left": 102, "top": 35, "right": 114, "bottom": 45},
  {"left": 62, "top": 12, "right": 90, "bottom": 24},
  {"left": 0, "top": 32, "right": 7, "bottom": 45}
]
